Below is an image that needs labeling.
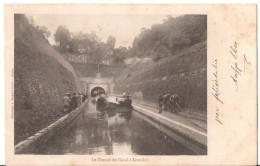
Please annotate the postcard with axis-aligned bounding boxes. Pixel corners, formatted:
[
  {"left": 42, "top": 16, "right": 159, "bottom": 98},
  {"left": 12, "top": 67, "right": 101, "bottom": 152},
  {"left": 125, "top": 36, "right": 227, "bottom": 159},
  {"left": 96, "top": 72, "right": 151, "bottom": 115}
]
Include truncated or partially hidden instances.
[{"left": 5, "top": 4, "right": 257, "bottom": 165}]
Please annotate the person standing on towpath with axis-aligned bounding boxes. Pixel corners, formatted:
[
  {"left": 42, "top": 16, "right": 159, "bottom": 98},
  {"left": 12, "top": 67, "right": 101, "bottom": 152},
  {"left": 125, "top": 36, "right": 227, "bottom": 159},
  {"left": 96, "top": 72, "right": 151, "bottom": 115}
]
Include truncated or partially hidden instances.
[
  {"left": 63, "top": 93, "right": 71, "bottom": 113},
  {"left": 158, "top": 93, "right": 166, "bottom": 113},
  {"left": 77, "top": 92, "right": 82, "bottom": 106},
  {"left": 70, "top": 93, "right": 78, "bottom": 111}
]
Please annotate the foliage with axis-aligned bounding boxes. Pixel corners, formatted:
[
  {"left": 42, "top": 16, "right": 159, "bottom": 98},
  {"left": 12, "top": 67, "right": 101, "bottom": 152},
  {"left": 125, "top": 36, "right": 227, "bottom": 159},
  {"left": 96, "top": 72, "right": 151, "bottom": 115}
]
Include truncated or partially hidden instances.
[
  {"left": 28, "top": 14, "right": 207, "bottom": 64},
  {"left": 132, "top": 15, "right": 207, "bottom": 59},
  {"left": 54, "top": 26, "right": 71, "bottom": 53},
  {"left": 53, "top": 28, "right": 117, "bottom": 64},
  {"left": 107, "top": 15, "right": 207, "bottom": 64},
  {"left": 112, "top": 47, "right": 128, "bottom": 63},
  {"left": 35, "top": 25, "right": 51, "bottom": 39},
  {"left": 106, "top": 36, "right": 116, "bottom": 50},
  {"left": 27, "top": 15, "right": 51, "bottom": 40}
]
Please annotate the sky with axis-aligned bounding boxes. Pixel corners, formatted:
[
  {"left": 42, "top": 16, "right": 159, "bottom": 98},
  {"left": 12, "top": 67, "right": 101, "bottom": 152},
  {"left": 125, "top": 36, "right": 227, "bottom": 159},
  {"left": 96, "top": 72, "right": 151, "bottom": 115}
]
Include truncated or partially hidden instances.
[{"left": 28, "top": 14, "right": 170, "bottom": 48}]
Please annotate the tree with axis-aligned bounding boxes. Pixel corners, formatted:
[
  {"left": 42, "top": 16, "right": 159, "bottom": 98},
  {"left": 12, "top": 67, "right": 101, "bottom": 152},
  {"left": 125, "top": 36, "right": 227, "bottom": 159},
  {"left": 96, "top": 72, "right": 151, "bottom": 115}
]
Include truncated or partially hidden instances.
[
  {"left": 26, "top": 16, "right": 51, "bottom": 40},
  {"left": 54, "top": 26, "right": 71, "bottom": 53},
  {"left": 28, "top": 16, "right": 35, "bottom": 26},
  {"left": 106, "top": 36, "right": 116, "bottom": 50},
  {"left": 131, "top": 15, "right": 207, "bottom": 58},
  {"left": 37, "top": 26, "right": 51, "bottom": 39},
  {"left": 111, "top": 47, "right": 128, "bottom": 64}
]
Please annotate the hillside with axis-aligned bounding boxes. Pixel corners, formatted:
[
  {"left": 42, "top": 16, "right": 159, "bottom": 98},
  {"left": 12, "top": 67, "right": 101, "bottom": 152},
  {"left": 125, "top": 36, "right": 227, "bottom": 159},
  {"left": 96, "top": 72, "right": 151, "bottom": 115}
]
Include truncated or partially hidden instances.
[
  {"left": 14, "top": 15, "right": 83, "bottom": 144},
  {"left": 114, "top": 41, "right": 207, "bottom": 112},
  {"left": 129, "top": 15, "right": 207, "bottom": 60}
]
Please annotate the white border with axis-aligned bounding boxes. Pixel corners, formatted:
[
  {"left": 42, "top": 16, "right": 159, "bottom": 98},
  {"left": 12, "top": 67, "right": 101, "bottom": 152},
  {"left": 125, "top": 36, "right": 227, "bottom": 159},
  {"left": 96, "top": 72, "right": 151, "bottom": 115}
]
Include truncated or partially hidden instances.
[{"left": 0, "top": 1, "right": 259, "bottom": 165}]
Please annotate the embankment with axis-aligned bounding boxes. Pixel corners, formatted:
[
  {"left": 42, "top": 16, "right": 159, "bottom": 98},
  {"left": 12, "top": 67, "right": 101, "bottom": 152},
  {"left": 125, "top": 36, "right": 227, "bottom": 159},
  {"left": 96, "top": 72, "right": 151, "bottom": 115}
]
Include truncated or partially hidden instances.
[
  {"left": 14, "top": 15, "right": 83, "bottom": 144},
  {"left": 114, "top": 41, "right": 207, "bottom": 113},
  {"left": 15, "top": 101, "right": 87, "bottom": 154}
]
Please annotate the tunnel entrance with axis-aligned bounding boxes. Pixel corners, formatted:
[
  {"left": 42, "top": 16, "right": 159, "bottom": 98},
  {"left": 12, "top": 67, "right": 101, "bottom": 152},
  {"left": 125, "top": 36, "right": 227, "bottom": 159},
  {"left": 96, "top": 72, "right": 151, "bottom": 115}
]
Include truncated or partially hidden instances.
[{"left": 91, "top": 86, "right": 105, "bottom": 97}]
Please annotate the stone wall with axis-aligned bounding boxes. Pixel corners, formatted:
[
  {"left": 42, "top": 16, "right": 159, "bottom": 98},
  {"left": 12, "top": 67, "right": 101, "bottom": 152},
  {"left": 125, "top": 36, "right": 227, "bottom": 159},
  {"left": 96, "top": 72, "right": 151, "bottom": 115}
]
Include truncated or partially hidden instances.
[
  {"left": 14, "top": 15, "right": 80, "bottom": 144},
  {"left": 70, "top": 62, "right": 124, "bottom": 77},
  {"left": 114, "top": 41, "right": 207, "bottom": 113}
]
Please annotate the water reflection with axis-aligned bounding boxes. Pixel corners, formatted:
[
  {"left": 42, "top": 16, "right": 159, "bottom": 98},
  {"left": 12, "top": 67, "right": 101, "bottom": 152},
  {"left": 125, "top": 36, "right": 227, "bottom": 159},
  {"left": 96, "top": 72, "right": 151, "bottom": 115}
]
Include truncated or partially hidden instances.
[{"left": 35, "top": 101, "right": 195, "bottom": 155}]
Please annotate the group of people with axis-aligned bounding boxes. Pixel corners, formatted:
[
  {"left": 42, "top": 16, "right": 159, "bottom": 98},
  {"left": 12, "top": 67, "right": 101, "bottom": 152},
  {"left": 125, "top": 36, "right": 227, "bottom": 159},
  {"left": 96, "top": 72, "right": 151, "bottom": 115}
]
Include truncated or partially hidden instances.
[
  {"left": 63, "top": 90, "right": 181, "bottom": 114},
  {"left": 63, "top": 92, "right": 88, "bottom": 113},
  {"left": 118, "top": 92, "right": 132, "bottom": 108},
  {"left": 157, "top": 92, "right": 181, "bottom": 113}
]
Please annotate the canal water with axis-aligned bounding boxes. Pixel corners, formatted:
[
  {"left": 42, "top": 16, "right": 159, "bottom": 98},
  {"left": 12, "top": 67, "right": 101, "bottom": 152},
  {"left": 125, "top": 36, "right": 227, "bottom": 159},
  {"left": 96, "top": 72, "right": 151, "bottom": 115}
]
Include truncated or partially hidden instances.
[{"left": 35, "top": 100, "right": 195, "bottom": 155}]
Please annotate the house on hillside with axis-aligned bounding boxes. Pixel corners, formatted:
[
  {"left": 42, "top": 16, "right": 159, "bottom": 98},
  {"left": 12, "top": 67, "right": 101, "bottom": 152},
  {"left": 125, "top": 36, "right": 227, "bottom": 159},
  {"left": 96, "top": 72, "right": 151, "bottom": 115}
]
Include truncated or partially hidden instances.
[{"left": 64, "top": 54, "right": 89, "bottom": 63}]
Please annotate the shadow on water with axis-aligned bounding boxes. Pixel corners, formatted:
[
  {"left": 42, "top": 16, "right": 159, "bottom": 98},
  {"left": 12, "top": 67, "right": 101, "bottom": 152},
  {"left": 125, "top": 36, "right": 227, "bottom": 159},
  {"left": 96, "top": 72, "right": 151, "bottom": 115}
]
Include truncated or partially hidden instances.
[{"left": 34, "top": 100, "right": 195, "bottom": 155}]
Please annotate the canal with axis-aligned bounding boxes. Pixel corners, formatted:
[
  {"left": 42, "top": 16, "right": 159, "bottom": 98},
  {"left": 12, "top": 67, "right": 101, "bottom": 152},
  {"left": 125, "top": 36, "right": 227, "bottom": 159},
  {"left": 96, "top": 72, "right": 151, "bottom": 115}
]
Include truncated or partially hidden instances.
[{"left": 34, "top": 100, "right": 196, "bottom": 155}]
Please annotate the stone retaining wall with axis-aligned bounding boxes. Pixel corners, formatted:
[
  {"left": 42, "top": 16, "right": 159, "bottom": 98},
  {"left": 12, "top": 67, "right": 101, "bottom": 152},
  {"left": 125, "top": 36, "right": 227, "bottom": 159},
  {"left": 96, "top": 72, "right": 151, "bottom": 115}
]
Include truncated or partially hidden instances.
[{"left": 14, "top": 101, "right": 87, "bottom": 154}]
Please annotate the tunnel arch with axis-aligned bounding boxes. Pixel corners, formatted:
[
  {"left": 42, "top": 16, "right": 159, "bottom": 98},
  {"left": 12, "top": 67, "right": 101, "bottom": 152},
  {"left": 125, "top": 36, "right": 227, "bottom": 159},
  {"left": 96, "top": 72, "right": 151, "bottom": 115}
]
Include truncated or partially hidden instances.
[{"left": 90, "top": 86, "right": 105, "bottom": 97}]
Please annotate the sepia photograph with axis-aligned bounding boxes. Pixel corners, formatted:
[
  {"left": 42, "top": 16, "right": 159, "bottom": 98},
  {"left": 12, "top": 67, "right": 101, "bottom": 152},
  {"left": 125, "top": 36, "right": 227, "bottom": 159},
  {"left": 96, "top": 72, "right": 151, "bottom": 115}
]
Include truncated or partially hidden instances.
[
  {"left": 14, "top": 14, "right": 207, "bottom": 155},
  {"left": 4, "top": 4, "right": 257, "bottom": 166}
]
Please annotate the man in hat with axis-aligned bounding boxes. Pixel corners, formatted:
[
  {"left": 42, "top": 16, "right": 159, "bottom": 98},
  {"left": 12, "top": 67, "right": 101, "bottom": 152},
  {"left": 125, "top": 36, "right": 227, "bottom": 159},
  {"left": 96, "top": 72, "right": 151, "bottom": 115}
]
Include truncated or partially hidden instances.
[
  {"left": 70, "top": 92, "right": 78, "bottom": 111},
  {"left": 125, "top": 95, "right": 132, "bottom": 108},
  {"left": 158, "top": 93, "right": 166, "bottom": 113},
  {"left": 63, "top": 93, "right": 71, "bottom": 113}
]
